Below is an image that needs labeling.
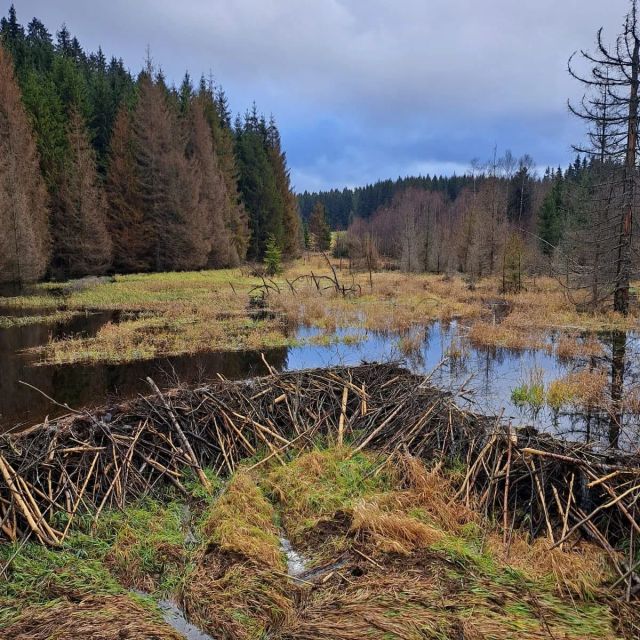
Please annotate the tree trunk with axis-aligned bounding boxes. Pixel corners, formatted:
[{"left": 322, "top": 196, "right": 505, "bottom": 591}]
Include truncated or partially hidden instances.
[{"left": 614, "top": 37, "right": 639, "bottom": 314}]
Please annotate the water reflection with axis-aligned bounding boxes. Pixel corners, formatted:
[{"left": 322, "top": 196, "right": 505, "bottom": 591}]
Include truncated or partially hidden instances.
[
  {"left": 1, "top": 311, "right": 639, "bottom": 450},
  {"left": 609, "top": 330, "right": 626, "bottom": 450},
  {"left": 0, "top": 311, "right": 287, "bottom": 433}
]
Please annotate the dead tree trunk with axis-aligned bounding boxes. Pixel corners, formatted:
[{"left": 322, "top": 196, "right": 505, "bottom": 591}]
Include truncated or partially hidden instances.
[
  {"left": 568, "top": 0, "right": 640, "bottom": 314},
  {"left": 614, "top": 35, "right": 639, "bottom": 314}
]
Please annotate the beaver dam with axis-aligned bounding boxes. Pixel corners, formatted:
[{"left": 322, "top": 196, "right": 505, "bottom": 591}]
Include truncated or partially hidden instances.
[{"left": 1, "top": 363, "right": 640, "bottom": 639}]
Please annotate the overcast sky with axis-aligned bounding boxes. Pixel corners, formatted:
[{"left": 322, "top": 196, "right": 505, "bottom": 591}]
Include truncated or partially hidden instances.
[{"left": 8, "top": 1, "right": 634, "bottom": 191}]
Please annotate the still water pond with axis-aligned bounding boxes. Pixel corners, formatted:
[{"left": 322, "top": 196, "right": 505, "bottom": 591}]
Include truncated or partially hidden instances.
[{"left": 1, "top": 311, "right": 638, "bottom": 449}]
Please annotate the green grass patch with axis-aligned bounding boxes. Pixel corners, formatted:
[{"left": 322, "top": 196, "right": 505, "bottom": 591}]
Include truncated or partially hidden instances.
[
  {"left": 264, "top": 447, "right": 394, "bottom": 540},
  {"left": 0, "top": 542, "right": 123, "bottom": 626}
]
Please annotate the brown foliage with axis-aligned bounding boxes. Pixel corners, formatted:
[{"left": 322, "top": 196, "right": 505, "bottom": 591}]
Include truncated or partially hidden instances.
[
  {"left": 129, "top": 72, "right": 205, "bottom": 271},
  {"left": 0, "top": 44, "right": 50, "bottom": 286},
  {"left": 188, "top": 98, "right": 238, "bottom": 267},
  {"left": 105, "top": 106, "right": 148, "bottom": 272},
  {"left": 51, "top": 108, "right": 112, "bottom": 278}
]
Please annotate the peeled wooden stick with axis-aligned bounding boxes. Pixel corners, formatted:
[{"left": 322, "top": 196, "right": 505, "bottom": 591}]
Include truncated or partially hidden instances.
[
  {"left": 561, "top": 473, "right": 575, "bottom": 549},
  {"left": 338, "top": 386, "right": 348, "bottom": 446},
  {"left": 147, "top": 377, "right": 211, "bottom": 492},
  {"left": 61, "top": 451, "right": 100, "bottom": 541},
  {"left": 361, "top": 383, "right": 367, "bottom": 416},
  {"left": 528, "top": 459, "right": 554, "bottom": 544},
  {"left": 503, "top": 428, "right": 513, "bottom": 545},
  {"left": 0, "top": 454, "right": 58, "bottom": 545}
]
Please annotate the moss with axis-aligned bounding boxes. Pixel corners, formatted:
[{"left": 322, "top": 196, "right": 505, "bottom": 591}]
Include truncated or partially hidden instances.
[
  {"left": 0, "top": 543, "right": 123, "bottom": 625},
  {"left": 264, "top": 447, "right": 394, "bottom": 540}
]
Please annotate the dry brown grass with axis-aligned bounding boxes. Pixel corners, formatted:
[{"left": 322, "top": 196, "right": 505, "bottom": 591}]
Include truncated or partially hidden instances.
[
  {"left": 182, "top": 469, "right": 294, "bottom": 639},
  {"left": 350, "top": 499, "right": 444, "bottom": 553},
  {"left": 547, "top": 368, "right": 609, "bottom": 411},
  {"left": 468, "top": 321, "right": 550, "bottom": 352},
  {"left": 3, "top": 594, "right": 185, "bottom": 640},
  {"left": 624, "top": 385, "right": 640, "bottom": 414},
  {"left": 277, "top": 553, "right": 620, "bottom": 640},
  {"left": 488, "top": 534, "right": 612, "bottom": 599},
  {"left": 183, "top": 559, "right": 294, "bottom": 640},
  {"left": 394, "top": 453, "right": 477, "bottom": 532},
  {"left": 278, "top": 572, "right": 448, "bottom": 640},
  {"left": 15, "top": 254, "right": 638, "bottom": 365},
  {"left": 556, "top": 333, "right": 606, "bottom": 359},
  {"left": 200, "top": 470, "right": 284, "bottom": 569}
]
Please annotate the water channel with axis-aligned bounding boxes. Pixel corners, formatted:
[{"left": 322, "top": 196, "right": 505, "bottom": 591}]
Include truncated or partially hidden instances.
[{"left": 1, "top": 309, "right": 638, "bottom": 449}]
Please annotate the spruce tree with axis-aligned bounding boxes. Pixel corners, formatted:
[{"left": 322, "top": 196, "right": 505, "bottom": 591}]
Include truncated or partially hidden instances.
[
  {"left": 0, "top": 5, "right": 24, "bottom": 67},
  {"left": 50, "top": 108, "right": 111, "bottom": 277},
  {"left": 266, "top": 116, "right": 302, "bottom": 258},
  {"left": 130, "top": 69, "right": 204, "bottom": 271},
  {"left": 538, "top": 172, "right": 564, "bottom": 256},
  {"left": 235, "top": 109, "right": 283, "bottom": 259},
  {"left": 105, "top": 105, "right": 147, "bottom": 272},
  {"left": 0, "top": 44, "right": 50, "bottom": 286},
  {"left": 187, "top": 97, "right": 233, "bottom": 266},
  {"left": 263, "top": 234, "right": 282, "bottom": 275},
  {"left": 194, "top": 81, "right": 249, "bottom": 263},
  {"left": 309, "top": 201, "right": 331, "bottom": 251}
]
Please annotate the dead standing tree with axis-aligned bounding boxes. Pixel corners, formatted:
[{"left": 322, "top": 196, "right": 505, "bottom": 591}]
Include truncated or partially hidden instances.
[{"left": 568, "top": 0, "right": 640, "bottom": 314}]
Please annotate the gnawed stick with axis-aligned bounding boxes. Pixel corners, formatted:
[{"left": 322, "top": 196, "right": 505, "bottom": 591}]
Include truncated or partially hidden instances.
[
  {"left": 338, "top": 385, "right": 348, "bottom": 446},
  {"left": 147, "top": 377, "right": 211, "bottom": 492},
  {"left": 61, "top": 451, "right": 100, "bottom": 541}
]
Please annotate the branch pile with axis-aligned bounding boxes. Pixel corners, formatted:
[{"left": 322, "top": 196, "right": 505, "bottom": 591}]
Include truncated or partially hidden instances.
[{"left": 0, "top": 363, "right": 639, "bottom": 596}]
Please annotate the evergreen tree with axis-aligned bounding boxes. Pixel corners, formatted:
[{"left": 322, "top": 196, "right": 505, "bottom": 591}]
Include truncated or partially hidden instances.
[
  {"left": 196, "top": 78, "right": 249, "bottom": 261},
  {"left": 51, "top": 108, "right": 111, "bottom": 277},
  {"left": 266, "top": 116, "right": 302, "bottom": 258},
  {"left": 308, "top": 201, "right": 331, "bottom": 251},
  {"left": 0, "top": 6, "right": 293, "bottom": 280},
  {"left": 187, "top": 97, "right": 234, "bottom": 266},
  {"left": 24, "top": 18, "right": 54, "bottom": 74},
  {"left": 88, "top": 47, "right": 133, "bottom": 173},
  {"left": 538, "top": 171, "right": 564, "bottom": 256},
  {"left": 130, "top": 70, "right": 204, "bottom": 271},
  {"left": 263, "top": 234, "right": 282, "bottom": 275},
  {"left": 0, "top": 44, "right": 50, "bottom": 286},
  {"left": 303, "top": 221, "right": 310, "bottom": 250},
  {"left": 0, "top": 5, "right": 25, "bottom": 67},
  {"left": 235, "top": 108, "right": 283, "bottom": 259},
  {"left": 105, "top": 105, "right": 147, "bottom": 272}
]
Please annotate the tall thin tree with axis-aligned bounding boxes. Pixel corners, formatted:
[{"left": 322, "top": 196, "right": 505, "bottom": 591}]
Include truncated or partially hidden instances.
[
  {"left": 0, "top": 44, "right": 50, "bottom": 287},
  {"left": 568, "top": 0, "right": 640, "bottom": 314}
]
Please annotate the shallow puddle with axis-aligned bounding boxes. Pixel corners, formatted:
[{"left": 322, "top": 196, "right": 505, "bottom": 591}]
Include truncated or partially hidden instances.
[
  {"left": 280, "top": 536, "right": 308, "bottom": 579},
  {"left": 156, "top": 599, "right": 216, "bottom": 640}
]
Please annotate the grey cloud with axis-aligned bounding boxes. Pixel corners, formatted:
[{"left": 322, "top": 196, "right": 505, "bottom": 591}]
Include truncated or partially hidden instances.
[{"left": 11, "top": 0, "right": 633, "bottom": 189}]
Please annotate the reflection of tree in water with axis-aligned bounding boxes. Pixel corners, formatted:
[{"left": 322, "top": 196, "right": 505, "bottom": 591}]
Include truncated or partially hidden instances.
[
  {"left": 559, "top": 330, "right": 639, "bottom": 450},
  {"left": 1, "top": 345, "right": 289, "bottom": 432},
  {"left": 609, "top": 330, "right": 626, "bottom": 450}
]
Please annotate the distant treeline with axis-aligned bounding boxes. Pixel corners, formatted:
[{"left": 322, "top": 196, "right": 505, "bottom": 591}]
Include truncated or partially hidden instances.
[
  {"left": 324, "top": 153, "right": 613, "bottom": 291},
  {"left": 0, "top": 5, "right": 301, "bottom": 287},
  {"left": 297, "top": 175, "right": 475, "bottom": 229}
]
